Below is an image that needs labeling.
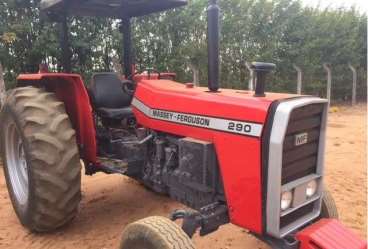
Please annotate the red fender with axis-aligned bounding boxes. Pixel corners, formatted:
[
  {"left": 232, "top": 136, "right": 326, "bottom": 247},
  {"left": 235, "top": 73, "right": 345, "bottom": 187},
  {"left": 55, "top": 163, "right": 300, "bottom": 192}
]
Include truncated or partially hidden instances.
[
  {"left": 17, "top": 73, "right": 97, "bottom": 165},
  {"left": 296, "top": 219, "right": 367, "bottom": 249}
]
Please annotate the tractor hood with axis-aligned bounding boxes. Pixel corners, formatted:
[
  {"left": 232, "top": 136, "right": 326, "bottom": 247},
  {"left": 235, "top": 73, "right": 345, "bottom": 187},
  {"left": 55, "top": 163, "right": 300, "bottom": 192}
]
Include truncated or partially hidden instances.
[
  {"left": 133, "top": 79, "right": 300, "bottom": 127},
  {"left": 40, "top": 0, "right": 187, "bottom": 18}
]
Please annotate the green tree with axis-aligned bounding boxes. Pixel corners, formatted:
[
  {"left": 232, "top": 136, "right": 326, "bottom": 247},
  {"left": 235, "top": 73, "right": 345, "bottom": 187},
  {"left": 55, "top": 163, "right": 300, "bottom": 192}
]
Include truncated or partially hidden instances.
[{"left": 0, "top": 0, "right": 366, "bottom": 102}]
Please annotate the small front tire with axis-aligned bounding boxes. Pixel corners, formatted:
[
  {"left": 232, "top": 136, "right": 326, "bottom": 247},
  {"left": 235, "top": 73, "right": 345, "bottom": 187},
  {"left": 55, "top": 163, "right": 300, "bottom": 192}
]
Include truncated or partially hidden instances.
[
  {"left": 320, "top": 189, "right": 339, "bottom": 219},
  {"left": 120, "top": 216, "right": 195, "bottom": 249}
]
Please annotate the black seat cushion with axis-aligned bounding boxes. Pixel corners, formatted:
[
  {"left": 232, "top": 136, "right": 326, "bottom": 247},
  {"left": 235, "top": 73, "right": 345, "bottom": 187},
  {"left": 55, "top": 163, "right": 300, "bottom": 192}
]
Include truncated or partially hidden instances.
[
  {"left": 97, "top": 107, "right": 133, "bottom": 120},
  {"left": 90, "top": 73, "right": 133, "bottom": 119}
]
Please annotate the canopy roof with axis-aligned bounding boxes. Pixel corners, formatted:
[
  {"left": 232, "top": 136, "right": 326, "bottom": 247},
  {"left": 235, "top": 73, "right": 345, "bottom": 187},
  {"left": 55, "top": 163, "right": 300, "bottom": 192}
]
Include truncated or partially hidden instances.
[{"left": 40, "top": 0, "right": 188, "bottom": 18}]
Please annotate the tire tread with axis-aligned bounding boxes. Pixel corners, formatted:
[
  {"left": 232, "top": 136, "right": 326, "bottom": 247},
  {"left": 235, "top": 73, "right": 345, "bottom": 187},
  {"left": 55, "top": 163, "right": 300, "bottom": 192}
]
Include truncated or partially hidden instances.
[
  {"left": 120, "top": 216, "right": 195, "bottom": 249},
  {"left": 321, "top": 189, "right": 339, "bottom": 219},
  {"left": 0, "top": 87, "right": 81, "bottom": 232}
]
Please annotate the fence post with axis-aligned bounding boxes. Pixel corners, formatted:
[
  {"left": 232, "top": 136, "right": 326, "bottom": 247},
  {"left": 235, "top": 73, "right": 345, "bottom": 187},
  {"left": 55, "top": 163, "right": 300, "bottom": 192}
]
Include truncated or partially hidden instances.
[
  {"left": 112, "top": 57, "right": 123, "bottom": 77},
  {"left": 323, "top": 63, "right": 332, "bottom": 105},
  {"left": 188, "top": 63, "right": 200, "bottom": 86},
  {"left": 348, "top": 64, "right": 357, "bottom": 106},
  {"left": 293, "top": 64, "right": 303, "bottom": 94},
  {"left": 0, "top": 63, "right": 5, "bottom": 107},
  {"left": 245, "top": 61, "right": 254, "bottom": 91}
]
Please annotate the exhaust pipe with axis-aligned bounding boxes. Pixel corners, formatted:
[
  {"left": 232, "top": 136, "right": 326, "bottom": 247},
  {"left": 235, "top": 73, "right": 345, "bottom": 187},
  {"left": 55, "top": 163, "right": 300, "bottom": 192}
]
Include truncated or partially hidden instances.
[{"left": 207, "top": 0, "right": 220, "bottom": 92}]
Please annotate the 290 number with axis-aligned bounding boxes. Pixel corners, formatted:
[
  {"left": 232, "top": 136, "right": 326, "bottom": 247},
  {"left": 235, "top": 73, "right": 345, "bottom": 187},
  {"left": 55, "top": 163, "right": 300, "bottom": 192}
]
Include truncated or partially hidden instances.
[{"left": 228, "top": 122, "right": 252, "bottom": 133}]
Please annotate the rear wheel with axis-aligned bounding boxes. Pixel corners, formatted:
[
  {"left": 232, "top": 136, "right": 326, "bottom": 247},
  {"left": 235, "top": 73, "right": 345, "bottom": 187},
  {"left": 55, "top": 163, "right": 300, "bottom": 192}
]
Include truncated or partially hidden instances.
[
  {"left": 320, "top": 188, "right": 339, "bottom": 219},
  {"left": 0, "top": 87, "right": 81, "bottom": 232},
  {"left": 120, "top": 216, "right": 195, "bottom": 249}
]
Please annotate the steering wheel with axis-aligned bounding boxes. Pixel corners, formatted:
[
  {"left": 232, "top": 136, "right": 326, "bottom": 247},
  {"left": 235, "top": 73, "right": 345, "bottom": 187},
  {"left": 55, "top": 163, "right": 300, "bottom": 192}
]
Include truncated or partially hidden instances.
[
  {"left": 123, "top": 68, "right": 161, "bottom": 96},
  {"left": 122, "top": 80, "right": 136, "bottom": 96}
]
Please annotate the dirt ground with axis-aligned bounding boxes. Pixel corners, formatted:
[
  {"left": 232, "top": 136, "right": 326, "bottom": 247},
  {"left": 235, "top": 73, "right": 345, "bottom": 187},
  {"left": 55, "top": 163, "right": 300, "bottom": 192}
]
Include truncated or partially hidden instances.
[{"left": 0, "top": 104, "right": 366, "bottom": 249}]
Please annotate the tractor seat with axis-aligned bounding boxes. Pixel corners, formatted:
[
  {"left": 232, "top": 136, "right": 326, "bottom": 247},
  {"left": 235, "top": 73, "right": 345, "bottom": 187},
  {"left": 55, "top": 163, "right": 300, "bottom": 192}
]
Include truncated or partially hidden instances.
[
  {"left": 89, "top": 73, "right": 133, "bottom": 120},
  {"left": 97, "top": 107, "right": 133, "bottom": 120}
]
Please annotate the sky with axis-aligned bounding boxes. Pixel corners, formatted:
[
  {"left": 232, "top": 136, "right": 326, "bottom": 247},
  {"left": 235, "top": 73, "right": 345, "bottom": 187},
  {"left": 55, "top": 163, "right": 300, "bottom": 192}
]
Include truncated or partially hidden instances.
[{"left": 301, "top": 0, "right": 368, "bottom": 13}]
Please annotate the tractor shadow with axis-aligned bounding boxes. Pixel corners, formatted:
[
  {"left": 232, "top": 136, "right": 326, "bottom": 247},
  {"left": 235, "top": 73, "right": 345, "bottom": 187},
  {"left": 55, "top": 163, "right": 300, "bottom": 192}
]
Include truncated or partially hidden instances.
[
  {"left": 78, "top": 174, "right": 182, "bottom": 227},
  {"left": 26, "top": 173, "right": 185, "bottom": 248}
]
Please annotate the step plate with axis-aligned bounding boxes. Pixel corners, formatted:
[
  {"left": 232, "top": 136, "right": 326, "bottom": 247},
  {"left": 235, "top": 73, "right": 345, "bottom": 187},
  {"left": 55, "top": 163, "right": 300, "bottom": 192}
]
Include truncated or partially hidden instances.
[{"left": 98, "top": 157, "right": 128, "bottom": 174}]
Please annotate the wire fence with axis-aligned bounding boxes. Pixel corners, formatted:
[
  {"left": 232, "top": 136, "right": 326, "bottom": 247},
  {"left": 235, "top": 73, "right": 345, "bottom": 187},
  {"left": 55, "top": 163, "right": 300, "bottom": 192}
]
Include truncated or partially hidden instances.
[{"left": 0, "top": 62, "right": 366, "bottom": 106}]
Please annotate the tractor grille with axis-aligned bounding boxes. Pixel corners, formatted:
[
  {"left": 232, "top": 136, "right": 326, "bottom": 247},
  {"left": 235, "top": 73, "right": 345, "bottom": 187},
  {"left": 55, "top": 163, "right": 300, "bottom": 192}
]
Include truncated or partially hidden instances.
[
  {"left": 266, "top": 98, "right": 328, "bottom": 238},
  {"left": 281, "top": 104, "right": 324, "bottom": 185},
  {"left": 280, "top": 202, "right": 315, "bottom": 228}
]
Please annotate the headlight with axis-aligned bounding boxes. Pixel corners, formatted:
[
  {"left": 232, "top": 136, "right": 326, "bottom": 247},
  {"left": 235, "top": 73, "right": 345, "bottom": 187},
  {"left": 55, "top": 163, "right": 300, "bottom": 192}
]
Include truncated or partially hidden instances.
[
  {"left": 306, "top": 180, "right": 318, "bottom": 198},
  {"left": 281, "top": 191, "right": 293, "bottom": 211}
]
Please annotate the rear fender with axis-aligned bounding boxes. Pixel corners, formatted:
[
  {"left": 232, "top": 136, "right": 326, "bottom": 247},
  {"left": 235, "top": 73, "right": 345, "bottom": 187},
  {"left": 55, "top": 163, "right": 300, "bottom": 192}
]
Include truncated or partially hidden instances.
[{"left": 17, "top": 73, "right": 97, "bottom": 165}]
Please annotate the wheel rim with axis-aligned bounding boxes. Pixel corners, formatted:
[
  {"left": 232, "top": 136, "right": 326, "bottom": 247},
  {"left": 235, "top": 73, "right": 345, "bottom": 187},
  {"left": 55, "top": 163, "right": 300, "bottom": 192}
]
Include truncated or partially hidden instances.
[{"left": 4, "top": 121, "right": 29, "bottom": 206}]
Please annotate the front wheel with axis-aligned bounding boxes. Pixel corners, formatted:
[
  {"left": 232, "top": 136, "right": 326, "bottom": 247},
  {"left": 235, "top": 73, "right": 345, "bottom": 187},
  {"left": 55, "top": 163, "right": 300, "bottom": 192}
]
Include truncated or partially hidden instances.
[
  {"left": 0, "top": 87, "right": 81, "bottom": 232},
  {"left": 120, "top": 216, "right": 195, "bottom": 249},
  {"left": 320, "top": 188, "right": 339, "bottom": 219}
]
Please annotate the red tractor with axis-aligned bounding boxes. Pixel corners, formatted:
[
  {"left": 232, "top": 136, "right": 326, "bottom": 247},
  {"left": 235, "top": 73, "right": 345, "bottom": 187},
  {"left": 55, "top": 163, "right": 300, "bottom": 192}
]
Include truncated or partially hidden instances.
[{"left": 0, "top": 0, "right": 366, "bottom": 249}]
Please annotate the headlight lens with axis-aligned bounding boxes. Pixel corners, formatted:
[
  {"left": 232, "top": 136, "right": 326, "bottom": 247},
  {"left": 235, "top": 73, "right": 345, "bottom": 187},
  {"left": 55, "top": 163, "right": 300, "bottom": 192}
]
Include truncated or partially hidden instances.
[
  {"left": 281, "top": 191, "right": 293, "bottom": 211},
  {"left": 306, "top": 180, "right": 318, "bottom": 198}
]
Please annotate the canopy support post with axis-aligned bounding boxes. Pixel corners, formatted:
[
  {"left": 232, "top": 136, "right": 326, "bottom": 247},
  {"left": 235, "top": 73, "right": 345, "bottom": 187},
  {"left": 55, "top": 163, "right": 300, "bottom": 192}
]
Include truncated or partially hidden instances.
[
  {"left": 121, "top": 17, "right": 133, "bottom": 78},
  {"left": 60, "top": 14, "right": 72, "bottom": 73}
]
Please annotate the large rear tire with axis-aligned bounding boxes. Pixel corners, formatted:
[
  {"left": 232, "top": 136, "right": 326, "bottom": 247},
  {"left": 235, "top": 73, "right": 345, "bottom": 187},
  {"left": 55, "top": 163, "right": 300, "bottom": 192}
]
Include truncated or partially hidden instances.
[
  {"left": 120, "top": 216, "right": 195, "bottom": 249},
  {"left": 0, "top": 86, "right": 81, "bottom": 232}
]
